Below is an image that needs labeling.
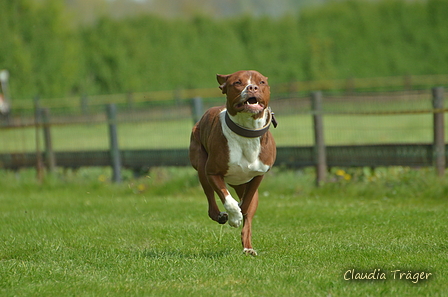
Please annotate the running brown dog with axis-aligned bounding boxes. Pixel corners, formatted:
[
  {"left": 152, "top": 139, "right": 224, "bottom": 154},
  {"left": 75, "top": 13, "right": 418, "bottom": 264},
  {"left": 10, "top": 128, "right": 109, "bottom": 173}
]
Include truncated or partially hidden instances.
[{"left": 189, "top": 70, "right": 276, "bottom": 256}]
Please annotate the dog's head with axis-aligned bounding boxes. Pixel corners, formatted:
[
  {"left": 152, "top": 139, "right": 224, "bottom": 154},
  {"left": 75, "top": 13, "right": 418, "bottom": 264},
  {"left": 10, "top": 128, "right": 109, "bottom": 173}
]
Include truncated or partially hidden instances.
[{"left": 217, "top": 70, "right": 270, "bottom": 117}]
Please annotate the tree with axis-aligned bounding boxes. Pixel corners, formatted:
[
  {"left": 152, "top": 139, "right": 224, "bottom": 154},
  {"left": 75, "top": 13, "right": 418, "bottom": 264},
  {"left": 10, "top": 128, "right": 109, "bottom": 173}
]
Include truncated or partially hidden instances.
[{"left": 0, "top": 0, "right": 82, "bottom": 99}]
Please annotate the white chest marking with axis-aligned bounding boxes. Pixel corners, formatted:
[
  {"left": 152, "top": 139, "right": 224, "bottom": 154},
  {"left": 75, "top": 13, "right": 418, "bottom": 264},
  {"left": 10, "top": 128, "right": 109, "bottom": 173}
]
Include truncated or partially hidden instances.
[{"left": 220, "top": 110, "right": 270, "bottom": 185}]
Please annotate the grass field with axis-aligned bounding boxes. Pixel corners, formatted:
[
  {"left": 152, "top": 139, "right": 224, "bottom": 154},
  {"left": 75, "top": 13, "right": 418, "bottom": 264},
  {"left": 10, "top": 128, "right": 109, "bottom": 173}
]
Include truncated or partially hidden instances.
[{"left": 1, "top": 166, "right": 447, "bottom": 296}]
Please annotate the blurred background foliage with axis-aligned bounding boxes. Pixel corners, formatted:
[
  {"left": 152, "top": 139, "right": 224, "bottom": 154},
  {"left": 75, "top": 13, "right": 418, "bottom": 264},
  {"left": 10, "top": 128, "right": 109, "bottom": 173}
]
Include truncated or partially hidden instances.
[{"left": 0, "top": 0, "right": 447, "bottom": 100}]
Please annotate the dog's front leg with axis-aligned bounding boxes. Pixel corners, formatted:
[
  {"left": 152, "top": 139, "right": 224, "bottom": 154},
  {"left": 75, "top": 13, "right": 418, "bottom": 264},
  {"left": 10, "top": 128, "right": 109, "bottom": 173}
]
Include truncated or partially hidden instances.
[
  {"left": 239, "top": 175, "right": 264, "bottom": 215},
  {"left": 207, "top": 174, "right": 243, "bottom": 228},
  {"left": 236, "top": 175, "right": 263, "bottom": 256},
  {"left": 242, "top": 190, "right": 259, "bottom": 256}
]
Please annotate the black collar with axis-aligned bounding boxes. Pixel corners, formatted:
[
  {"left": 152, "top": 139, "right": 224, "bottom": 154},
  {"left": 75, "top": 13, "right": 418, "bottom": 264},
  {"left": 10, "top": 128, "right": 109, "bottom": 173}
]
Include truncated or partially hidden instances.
[{"left": 224, "top": 108, "right": 277, "bottom": 138}]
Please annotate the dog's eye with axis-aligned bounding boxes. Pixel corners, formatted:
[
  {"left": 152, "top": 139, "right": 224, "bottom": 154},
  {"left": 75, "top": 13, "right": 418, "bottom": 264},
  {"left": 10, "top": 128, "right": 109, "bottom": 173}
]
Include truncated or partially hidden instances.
[
  {"left": 259, "top": 81, "right": 266, "bottom": 85},
  {"left": 233, "top": 80, "right": 242, "bottom": 85}
]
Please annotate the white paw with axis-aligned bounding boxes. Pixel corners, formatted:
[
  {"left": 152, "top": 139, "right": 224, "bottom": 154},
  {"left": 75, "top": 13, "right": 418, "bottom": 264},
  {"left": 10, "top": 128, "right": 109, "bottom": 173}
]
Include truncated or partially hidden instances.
[
  {"left": 243, "top": 248, "right": 258, "bottom": 256},
  {"left": 223, "top": 196, "right": 243, "bottom": 228}
]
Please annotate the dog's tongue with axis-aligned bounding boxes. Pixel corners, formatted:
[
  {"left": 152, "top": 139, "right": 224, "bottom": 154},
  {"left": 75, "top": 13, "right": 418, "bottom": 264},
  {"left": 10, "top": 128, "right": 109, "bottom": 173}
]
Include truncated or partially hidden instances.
[
  {"left": 235, "top": 97, "right": 264, "bottom": 113},
  {"left": 245, "top": 99, "right": 263, "bottom": 112}
]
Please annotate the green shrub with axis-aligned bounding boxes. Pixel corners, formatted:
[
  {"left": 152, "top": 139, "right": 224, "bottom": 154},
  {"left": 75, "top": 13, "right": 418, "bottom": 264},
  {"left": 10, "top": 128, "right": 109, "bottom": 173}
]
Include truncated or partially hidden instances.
[{"left": 2, "top": 0, "right": 448, "bottom": 99}]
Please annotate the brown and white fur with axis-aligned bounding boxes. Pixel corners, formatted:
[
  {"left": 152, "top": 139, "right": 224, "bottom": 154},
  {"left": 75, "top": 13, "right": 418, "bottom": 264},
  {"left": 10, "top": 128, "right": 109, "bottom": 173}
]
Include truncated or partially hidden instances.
[{"left": 189, "top": 70, "right": 276, "bottom": 256}]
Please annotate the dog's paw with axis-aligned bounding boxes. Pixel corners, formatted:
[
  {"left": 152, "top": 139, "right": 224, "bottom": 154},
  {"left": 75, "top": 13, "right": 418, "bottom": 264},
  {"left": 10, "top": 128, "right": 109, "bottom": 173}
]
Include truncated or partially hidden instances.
[
  {"left": 243, "top": 248, "right": 258, "bottom": 256},
  {"left": 223, "top": 197, "right": 243, "bottom": 228},
  {"left": 228, "top": 213, "right": 243, "bottom": 228},
  {"left": 217, "top": 212, "right": 228, "bottom": 224}
]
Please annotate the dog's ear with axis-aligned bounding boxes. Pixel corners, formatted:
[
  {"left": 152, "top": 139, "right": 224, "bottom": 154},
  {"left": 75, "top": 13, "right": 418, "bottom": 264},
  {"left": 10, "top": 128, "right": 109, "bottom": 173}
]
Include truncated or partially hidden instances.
[{"left": 217, "top": 74, "right": 229, "bottom": 94}]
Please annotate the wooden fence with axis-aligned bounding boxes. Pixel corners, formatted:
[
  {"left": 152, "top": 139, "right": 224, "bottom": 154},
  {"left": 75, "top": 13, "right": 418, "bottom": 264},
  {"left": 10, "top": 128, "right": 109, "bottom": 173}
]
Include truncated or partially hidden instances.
[
  {"left": 0, "top": 86, "right": 446, "bottom": 184},
  {"left": 8, "top": 74, "right": 448, "bottom": 114}
]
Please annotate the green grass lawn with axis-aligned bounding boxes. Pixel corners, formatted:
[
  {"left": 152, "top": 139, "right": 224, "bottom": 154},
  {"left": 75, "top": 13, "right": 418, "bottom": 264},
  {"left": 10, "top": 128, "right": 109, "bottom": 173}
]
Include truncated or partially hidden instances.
[{"left": 1, "top": 167, "right": 447, "bottom": 296}]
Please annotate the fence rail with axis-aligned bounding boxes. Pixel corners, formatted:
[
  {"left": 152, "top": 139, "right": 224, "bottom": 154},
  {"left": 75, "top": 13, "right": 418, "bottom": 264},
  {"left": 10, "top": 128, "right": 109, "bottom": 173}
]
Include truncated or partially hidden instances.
[
  {"left": 0, "top": 144, "right": 443, "bottom": 171},
  {"left": 0, "top": 86, "right": 446, "bottom": 184},
  {"left": 9, "top": 74, "right": 448, "bottom": 113}
]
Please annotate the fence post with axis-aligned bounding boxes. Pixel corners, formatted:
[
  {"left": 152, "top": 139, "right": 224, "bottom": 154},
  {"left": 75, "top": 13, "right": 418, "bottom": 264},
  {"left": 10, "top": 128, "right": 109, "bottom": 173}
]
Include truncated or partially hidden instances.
[
  {"left": 41, "top": 108, "right": 56, "bottom": 174},
  {"left": 174, "top": 88, "right": 182, "bottom": 106},
  {"left": 81, "top": 94, "right": 88, "bottom": 115},
  {"left": 432, "top": 87, "right": 445, "bottom": 177},
  {"left": 127, "top": 91, "right": 134, "bottom": 110},
  {"left": 404, "top": 75, "right": 412, "bottom": 91},
  {"left": 106, "top": 104, "right": 122, "bottom": 183},
  {"left": 311, "top": 91, "right": 327, "bottom": 186},
  {"left": 34, "top": 96, "right": 44, "bottom": 183},
  {"left": 345, "top": 77, "right": 355, "bottom": 94},
  {"left": 191, "top": 97, "right": 203, "bottom": 124}
]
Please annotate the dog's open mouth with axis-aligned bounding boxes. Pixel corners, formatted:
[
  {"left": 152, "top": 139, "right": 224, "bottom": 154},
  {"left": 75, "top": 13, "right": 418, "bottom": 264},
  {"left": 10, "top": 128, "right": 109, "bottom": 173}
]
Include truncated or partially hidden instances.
[
  {"left": 235, "top": 97, "right": 264, "bottom": 112},
  {"left": 246, "top": 97, "right": 258, "bottom": 105}
]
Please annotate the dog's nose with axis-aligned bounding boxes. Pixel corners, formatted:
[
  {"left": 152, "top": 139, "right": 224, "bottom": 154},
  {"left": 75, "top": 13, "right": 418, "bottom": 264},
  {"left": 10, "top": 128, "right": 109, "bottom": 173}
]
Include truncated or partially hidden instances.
[{"left": 246, "top": 84, "right": 258, "bottom": 92}]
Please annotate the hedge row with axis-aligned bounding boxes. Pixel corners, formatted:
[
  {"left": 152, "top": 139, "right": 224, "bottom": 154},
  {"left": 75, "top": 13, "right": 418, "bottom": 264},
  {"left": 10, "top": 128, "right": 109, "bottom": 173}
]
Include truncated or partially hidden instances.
[{"left": 1, "top": 0, "right": 447, "bottom": 99}]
